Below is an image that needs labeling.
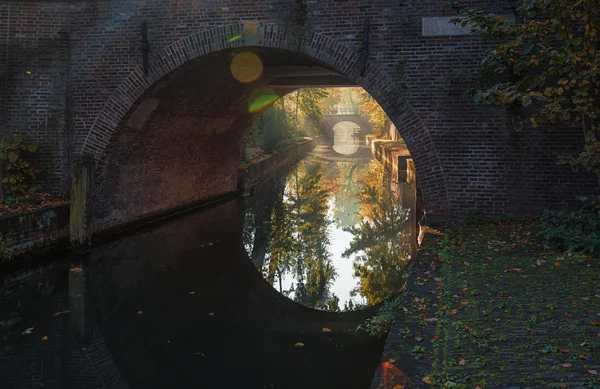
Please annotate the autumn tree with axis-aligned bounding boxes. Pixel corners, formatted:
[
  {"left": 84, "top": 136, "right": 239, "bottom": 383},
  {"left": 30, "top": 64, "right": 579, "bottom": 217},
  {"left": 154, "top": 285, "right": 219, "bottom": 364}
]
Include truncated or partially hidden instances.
[
  {"left": 451, "top": 0, "right": 600, "bottom": 180},
  {"left": 353, "top": 88, "right": 390, "bottom": 138},
  {"left": 343, "top": 159, "right": 413, "bottom": 305},
  {"left": 286, "top": 88, "right": 330, "bottom": 134}
]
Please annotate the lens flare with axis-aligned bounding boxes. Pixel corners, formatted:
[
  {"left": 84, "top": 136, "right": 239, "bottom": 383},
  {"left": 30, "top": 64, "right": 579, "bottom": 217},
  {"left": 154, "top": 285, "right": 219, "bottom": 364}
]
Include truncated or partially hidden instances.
[
  {"left": 231, "top": 52, "right": 263, "bottom": 83},
  {"left": 248, "top": 87, "right": 280, "bottom": 113}
]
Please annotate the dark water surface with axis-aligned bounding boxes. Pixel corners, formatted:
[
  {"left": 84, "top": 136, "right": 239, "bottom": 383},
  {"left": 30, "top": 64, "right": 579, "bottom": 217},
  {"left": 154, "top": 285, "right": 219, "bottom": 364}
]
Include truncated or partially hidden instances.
[{"left": 0, "top": 149, "right": 419, "bottom": 389}]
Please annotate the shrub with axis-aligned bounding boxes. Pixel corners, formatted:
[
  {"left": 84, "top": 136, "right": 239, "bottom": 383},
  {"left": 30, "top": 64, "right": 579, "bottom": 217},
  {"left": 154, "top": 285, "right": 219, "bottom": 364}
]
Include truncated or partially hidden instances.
[
  {"left": 0, "top": 133, "right": 39, "bottom": 199},
  {"left": 536, "top": 209, "right": 600, "bottom": 256}
]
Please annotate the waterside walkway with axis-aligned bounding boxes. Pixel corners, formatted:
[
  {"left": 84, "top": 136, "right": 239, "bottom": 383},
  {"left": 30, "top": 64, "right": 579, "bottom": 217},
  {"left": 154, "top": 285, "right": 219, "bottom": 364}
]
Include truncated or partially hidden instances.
[{"left": 371, "top": 222, "right": 600, "bottom": 389}]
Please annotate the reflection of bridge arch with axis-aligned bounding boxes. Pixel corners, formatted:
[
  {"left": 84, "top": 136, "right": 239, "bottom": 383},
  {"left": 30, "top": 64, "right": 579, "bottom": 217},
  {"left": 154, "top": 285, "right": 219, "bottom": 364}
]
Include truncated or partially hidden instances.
[
  {"left": 84, "top": 200, "right": 384, "bottom": 389},
  {"left": 321, "top": 114, "right": 373, "bottom": 141},
  {"left": 332, "top": 121, "right": 361, "bottom": 155}
]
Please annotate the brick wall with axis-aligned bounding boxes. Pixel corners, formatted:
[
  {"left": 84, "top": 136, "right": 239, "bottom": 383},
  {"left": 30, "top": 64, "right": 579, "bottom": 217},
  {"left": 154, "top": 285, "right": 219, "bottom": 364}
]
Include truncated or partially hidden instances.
[
  {"left": 0, "top": 0, "right": 597, "bottom": 227},
  {"left": 0, "top": 1, "right": 71, "bottom": 196}
]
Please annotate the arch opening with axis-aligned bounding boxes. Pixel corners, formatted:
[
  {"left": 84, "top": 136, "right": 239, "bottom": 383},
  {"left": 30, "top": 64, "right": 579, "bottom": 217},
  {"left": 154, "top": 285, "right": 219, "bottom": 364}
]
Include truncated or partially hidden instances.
[
  {"left": 87, "top": 23, "right": 450, "bottom": 236},
  {"left": 93, "top": 46, "right": 423, "bottom": 228},
  {"left": 332, "top": 121, "right": 361, "bottom": 155},
  {"left": 241, "top": 85, "right": 425, "bottom": 312}
]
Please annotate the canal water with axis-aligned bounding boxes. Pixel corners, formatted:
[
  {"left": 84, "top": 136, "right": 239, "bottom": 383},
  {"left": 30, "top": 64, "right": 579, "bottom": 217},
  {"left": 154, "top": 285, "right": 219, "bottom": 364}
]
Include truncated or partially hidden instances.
[{"left": 0, "top": 146, "right": 420, "bottom": 389}]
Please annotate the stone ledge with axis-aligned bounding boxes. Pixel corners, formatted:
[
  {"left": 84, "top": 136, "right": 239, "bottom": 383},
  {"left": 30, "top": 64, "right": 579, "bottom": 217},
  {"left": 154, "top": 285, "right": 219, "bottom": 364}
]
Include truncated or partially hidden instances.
[{"left": 0, "top": 204, "right": 70, "bottom": 262}]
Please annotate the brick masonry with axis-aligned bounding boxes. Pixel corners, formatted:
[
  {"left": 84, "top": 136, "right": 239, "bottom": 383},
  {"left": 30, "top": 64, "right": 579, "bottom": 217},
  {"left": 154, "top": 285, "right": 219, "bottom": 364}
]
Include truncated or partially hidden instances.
[
  {"left": 0, "top": 205, "right": 70, "bottom": 255},
  {"left": 0, "top": 0, "right": 598, "bottom": 229}
]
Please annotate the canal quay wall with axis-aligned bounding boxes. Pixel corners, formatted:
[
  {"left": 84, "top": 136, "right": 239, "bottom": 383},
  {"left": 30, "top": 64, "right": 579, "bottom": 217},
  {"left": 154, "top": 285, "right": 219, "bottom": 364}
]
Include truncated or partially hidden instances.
[
  {"left": 0, "top": 138, "right": 318, "bottom": 265},
  {"left": 0, "top": 205, "right": 70, "bottom": 261},
  {"left": 367, "top": 137, "right": 413, "bottom": 186},
  {"left": 238, "top": 137, "right": 319, "bottom": 195}
]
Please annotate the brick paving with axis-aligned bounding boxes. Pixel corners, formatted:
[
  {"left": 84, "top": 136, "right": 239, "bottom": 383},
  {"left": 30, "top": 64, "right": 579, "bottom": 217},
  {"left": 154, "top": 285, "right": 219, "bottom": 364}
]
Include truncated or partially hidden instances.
[{"left": 372, "top": 223, "right": 600, "bottom": 389}]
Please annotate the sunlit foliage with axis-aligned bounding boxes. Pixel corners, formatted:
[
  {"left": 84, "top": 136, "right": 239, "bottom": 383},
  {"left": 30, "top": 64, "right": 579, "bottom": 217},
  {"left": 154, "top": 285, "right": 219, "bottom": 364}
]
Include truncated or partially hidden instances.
[
  {"left": 353, "top": 88, "right": 389, "bottom": 138},
  {"left": 343, "top": 159, "right": 413, "bottom": 306},
  {"left": 451, "top": 0, "right": 600, "bottom": 178}
]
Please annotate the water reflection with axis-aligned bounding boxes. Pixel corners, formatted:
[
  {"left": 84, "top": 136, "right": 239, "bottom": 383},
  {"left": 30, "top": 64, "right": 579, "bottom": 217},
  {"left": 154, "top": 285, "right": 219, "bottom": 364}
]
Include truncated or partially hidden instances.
[
  {"left": 0, "top": 200, "right": 386, "bottom": 389},
  {"left": 0, "top": 148, "right": 419, "bottom": 389},
  {"left": 332, "top": 121, "right": 361, "bottom": 155},
  {"left": 243, "top": 155, "right": 417, "bottom": 312}
]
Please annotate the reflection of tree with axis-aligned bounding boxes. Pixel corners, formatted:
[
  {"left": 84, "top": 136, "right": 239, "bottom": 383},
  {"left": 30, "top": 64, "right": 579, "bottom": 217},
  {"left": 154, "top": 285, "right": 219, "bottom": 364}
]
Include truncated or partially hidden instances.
[
  {"left": 287, "top": 161, "right": 337, "bottom": 310},
  {"left": 331, "top": 163, "right": 364, "bottom": 229},
  {"left": 343, "top": 159, "right": 413, "bottom": 305},
  {"left": 243, "top": 157, "right": 415, "bottom": 311},
  {"left": 243, "top": 159, "right": 340, "bottom": 311}
]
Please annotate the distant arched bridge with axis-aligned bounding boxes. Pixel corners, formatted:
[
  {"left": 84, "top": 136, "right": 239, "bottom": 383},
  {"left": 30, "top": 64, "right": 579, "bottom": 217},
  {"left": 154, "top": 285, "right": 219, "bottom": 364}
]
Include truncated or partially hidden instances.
[{"left": 315, "top": 109, "right": 374, "bottom": 163}]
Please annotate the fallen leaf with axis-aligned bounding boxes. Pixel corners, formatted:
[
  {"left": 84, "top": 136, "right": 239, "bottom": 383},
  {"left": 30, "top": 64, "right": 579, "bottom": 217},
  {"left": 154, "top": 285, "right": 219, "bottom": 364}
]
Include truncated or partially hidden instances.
[
  {"left": 559, "top": 349, "right": 570, "bottom": 353},
  {"left": 558, "top": 385, "right": 567, "bottom": 388},
  {"left": 580, "top": 354, "right": 589, "bottom": 360},
  {"left": 504, "top": 268, "right": 523, "bottom": 273},
  {"left": 294, "top": 342, "right": 304, "bottom": 348},
  {"left": 439, "top": 305, "right": 447, "bottom": 311},
  {"left": 588, "top": 370, "right": 598, "bottom": 375},
  {"left": 450, "top": 309, "right": 458, "bottom": 316},
  {"left": 424, "top": 317, "right": 438, "bottom": 324},
  {"left": 422, "top": 376, "right": 431, "bottom": 384},
  {"left": 41, "top": 336, "right": 48, "bottom": 341},
  {"left": 53, "top": 310, "right": 71, "bottom": 317},
  {"left": 137, "top": 310, "right": 143, "bottom": 315},
  {"left": 459, "top": 358, "right": 466, "bottom": 366},
  {"left": 393, "top": 385, "right": 405, "bottom": 389},
  {"left": 207, "top": 242, "right": 213, "bottom": 246},
  {"left": 209, "top": 312, "right": 215, "bottom": 316},
  {"left": 415, "top": 336, "right": 423, "bottom": 342},
  {"left": 188, "top": 292, "right": 196, "bottom": 295},
  {"left": 70, "top": 267, "right": 84, "bottom": 273},
  {"left": 322, "top": 328, "right": 331, "bottom": 333},
  {"left": 562, "top": 363, "right": 573, "bottom": 368},
  {"left": 22, "top": 328, "right": 34, "bottom": 335}
]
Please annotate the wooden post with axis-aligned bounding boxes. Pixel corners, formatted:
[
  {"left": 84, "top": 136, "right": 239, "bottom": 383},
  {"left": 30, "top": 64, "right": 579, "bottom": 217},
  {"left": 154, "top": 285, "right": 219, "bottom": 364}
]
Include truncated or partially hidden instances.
[
  {"left": 70, "top": 153, "right": 94, "bottom": 248},
  {"left": 401, "top": 182, "right": 418, "bottom": 260}
]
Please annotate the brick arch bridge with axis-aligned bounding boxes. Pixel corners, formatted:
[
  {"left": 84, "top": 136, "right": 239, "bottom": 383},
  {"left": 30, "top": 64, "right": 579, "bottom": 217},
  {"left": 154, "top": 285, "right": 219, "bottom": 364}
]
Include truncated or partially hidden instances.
[
  {"left": 2, "top": 0, "right": 597, "bottom": 232},
  {"left": 84, "top": 24, "right": 449, "bottom": 230}
]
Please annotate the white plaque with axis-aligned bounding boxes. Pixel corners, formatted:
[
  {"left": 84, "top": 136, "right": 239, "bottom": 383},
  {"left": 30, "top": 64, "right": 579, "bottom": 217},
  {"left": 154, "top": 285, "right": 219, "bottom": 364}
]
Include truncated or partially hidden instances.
[
  {"left": 422, "top": 15, "right": 515, "bottom": 37},
  {"left": 422, "top": 17, "right": 472, "bottom": 36}
]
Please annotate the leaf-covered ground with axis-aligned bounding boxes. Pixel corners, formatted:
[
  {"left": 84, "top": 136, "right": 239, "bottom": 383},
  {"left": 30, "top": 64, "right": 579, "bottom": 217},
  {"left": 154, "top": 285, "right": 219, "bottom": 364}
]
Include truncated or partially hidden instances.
[
  {"left": 371, "top": 222, "right": 600, "bottom": 389},
  {"left": 0, "top": 194, "right": 68, "bottom": 217}
]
